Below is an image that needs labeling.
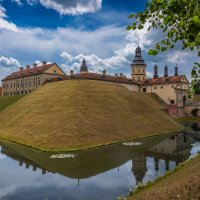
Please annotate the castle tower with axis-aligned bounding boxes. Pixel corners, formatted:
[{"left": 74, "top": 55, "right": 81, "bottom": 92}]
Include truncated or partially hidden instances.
[
  {"left": 131, "top": 46, "right": 147, "bottom": 82},
  {"left": 80, "top": 57, "right": 88, "bottom": 73}
]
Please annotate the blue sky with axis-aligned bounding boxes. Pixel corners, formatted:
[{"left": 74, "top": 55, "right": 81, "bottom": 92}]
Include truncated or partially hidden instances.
[{"left": 0, "top": 0, "right": 198, "bottom": 81}]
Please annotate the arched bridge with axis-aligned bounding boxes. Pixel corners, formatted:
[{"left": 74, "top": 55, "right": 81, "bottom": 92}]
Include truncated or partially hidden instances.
[{"left": 184, "top": 102, "right": 200, "bottom": 117}]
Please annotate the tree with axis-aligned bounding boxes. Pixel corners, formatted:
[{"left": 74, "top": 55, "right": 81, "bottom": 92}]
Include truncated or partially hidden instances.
[{"left": 128, "top": 0, "right": 200, "bottom": 95}]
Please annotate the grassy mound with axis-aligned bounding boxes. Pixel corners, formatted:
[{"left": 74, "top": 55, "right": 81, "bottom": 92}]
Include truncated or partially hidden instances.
[
  {"left": 0, "top": 95, "right": 24, "bottom": 111},
  {"left": 0, "top": 80, "right": 182, "bottom": 151}
]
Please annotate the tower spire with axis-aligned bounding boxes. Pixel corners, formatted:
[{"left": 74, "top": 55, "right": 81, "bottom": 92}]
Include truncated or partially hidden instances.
[
  {"left": 80, "top": 54, "right": 88, "bottom": 73},
  {"left": 130, "top": 46, "right": 147, "bottom": 82}
]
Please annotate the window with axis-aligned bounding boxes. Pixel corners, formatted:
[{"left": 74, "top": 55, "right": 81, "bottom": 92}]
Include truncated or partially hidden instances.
[
  {"left": 21, "top": 80, "right": 23, "bottom": 87},
  {"left": 54, "top": 70, "right": 56, "bottom": 73},
  {"left": 170, "top": 100, "right": 175, "bottom": 104},
  {"left": 143, "top": 88, "right": 147, "bottom": 93},
  {"left": 21, "top": 91, "right": 23, "bottom": 94},
  {"left": 18, "top": 91, "right": 19, "bottom": 95},
  {"left": 154, "top": 87, "right": 157, "bottom": 89},
  {"left": 25, "top": 79, "right": 27, "bottom": 87},
  {"left": 171, "top": 85, "right": 174, "bottom": 88},
  {"left": 161, "top": 86, "right": 163, "bottom": 89},
  {"left": 17, "top": 81, "right": 19, "bottom": 88},
  {"left": 11, "top": 92, "right": 12, "bottom": 95},
  {"left": 30, "top": 90, "right": 31, "bottom": 93},
  {"left": 38, "top": 77, "right": 40, "bottom": 85}
]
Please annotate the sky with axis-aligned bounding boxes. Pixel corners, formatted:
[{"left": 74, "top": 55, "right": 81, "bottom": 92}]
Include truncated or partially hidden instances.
[{"left": 0, "top": 0, "right": 199, "bottom": 81}]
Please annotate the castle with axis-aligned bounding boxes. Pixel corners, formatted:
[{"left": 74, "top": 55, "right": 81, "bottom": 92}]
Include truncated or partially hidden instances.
[{"left": 1, "top": 46, "right": 190, "bottom": 116}]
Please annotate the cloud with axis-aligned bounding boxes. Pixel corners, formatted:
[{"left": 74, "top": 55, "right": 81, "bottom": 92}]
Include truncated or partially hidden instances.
[
  {"left": 26, "top": 0, "right": 102, "bottom": 15},
  {"left": 0, "top": 5, "right": 19, "bottom": 32},
  {"left": 11, "top": 0, "right": 23, "bottom": 5},
  {"left": 0, "top": 5, "right": 6, "bottom": 18},
  {"left": 0, "top": 56, "right": 21, "bottom": 68}
]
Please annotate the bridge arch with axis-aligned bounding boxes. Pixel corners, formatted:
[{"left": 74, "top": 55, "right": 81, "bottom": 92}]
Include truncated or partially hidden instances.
[{"left": 191, "top": 109, "right": 200, "bottom": 117}]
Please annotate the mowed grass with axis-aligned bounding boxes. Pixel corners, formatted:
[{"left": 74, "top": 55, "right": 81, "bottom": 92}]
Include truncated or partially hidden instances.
[
  {"left": 129, "top": 155, "right": 200, "bottom": 200},
  {"left": 0, "top": 95, "right": 24, "bottom": 111},
  {"left": 0, "top": 80, "right": 182, "bottom": 151}
]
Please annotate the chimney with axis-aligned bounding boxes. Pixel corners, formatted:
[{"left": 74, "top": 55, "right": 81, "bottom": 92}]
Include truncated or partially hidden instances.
[
  {"left": 42, "top": 61, "right": 47, "bottom": 65},
  {"left": 70, "top": 70, "right": 74, "bottom": 75},
  {"left": 103, "top": 69, "right": 106, "bottom": 76},
  {"left": 26, "top": 65, "right": 30, "bottom": 69},
  {"left": 164, "top": 65, "right": 168, "bottom": 77},
  {"left": 153, "top": 64, "right": 158, "bottom": 79},
  {"left": 19, "top": 67, "right": 24, "bottom": 71},
  {"left": 174, "top": 64, "right": 178, "bottom": 76},
  {"left": 33, "top": 63, "right": 37, "bottom": 67}
]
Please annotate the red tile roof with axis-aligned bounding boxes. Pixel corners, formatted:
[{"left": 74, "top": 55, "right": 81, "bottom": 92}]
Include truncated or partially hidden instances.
[
  {"left": 2, "top": 63, "right": 58, "bottom": 81},
  {"left": 141, "top": 75, "right": 188, "bottom": 85},
  {"left": 45, "top": 72, "right": 140, "bottom": 85}
]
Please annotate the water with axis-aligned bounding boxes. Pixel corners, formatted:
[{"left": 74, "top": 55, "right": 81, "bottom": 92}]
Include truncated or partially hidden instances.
[{"left": 0, "top": 123, "right": 200, "bottom": 200}]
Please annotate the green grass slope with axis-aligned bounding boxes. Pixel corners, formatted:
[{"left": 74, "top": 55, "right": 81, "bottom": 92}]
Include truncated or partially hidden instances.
[
  {"left": 0, "top": 80, "right": 182, "bottom": 151},
  {"left": 0, "top": 95, "right": 24, "bottom": 111}
]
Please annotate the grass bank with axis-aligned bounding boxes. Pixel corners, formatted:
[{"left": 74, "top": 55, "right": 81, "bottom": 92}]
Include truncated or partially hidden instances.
[
  {"left": 0, "top": 80, "right": 182, "bottom": 151},
  {"left": 175, "top": 116, "right": 200, "bottom": 123},
  {"left": 128, "top": 154, "right": 200, "bottom": 200},
  {"left": 0, "top": 95, "right": 24, "bottom": 111}
]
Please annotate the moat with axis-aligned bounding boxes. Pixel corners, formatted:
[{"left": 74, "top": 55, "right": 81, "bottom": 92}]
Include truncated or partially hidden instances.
[{"left": 0, "top": 123, "right": 200, "bottom": 200}]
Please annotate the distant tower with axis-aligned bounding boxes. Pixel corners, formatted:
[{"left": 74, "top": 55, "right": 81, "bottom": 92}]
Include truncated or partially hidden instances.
[
  {"left": 174, "top": 64, "right": 178, "bottom": 76},
  {"left": 131, "top": 46, "right": 147, "bottom": 82},
  {"left": 80, "top": 56, "right": 88, "bottom": 73},
  {"left": 153, "top": 63, "right": 159, "bottom": 79}
]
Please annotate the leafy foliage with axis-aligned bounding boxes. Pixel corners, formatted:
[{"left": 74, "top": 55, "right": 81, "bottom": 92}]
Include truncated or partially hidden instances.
[
  {"left": 191, "top": 63, "right": 200, "bottom": 95},
  {"left": 128, "top": 0, "right": 200, "bottom": 95}
]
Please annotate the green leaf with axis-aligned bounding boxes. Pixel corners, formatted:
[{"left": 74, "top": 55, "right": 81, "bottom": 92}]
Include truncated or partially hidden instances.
[
  {"left": 128, "top": 14, "right": 134, "bottom": 18},
  {"left": 138, "top": 24, "right": 144, "bottom": 29}
]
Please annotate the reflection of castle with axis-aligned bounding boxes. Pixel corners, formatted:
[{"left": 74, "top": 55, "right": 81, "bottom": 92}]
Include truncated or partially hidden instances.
[
  {"left": 1, "top": 146, "right": 48, "bottom": 175},
  {"left": 0, "top": 131, "right": 198, "bottom": 187},
  {"left": 130, "top": 132, "right": 196, "bottom": 184},
  {"left": 132, "top": 153, "right": 147, "bottom": 184}
]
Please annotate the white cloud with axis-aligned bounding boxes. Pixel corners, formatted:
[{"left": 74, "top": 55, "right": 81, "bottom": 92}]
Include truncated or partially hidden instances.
[
  {"left": 0, "top": 56, "right": 21, "bottom": 68},
  {"left": 166, "top": 51, "right": 191, "bottom": 64},
  {"left": 26, "top": 0, "right": 102, "bottom": 15},
  {"left": 0, "top": 5, "right": 6, "bottom": 18},
  {"left": 0, "top": 5, "right": 19, "bottom": 32},
  {"left": 11, "top": 0, "right": 23, "bottom": 5},
  {"left": 0, "top": 18, "right": 19, "bottom": 32}
]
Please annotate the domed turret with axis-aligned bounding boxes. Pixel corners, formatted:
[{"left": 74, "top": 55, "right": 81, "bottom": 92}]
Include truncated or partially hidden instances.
[
  {"left": 80, "top": 57, "right": 88, "bottom": 73},
  {"left": 131, "top": 46, "right": 147, "bottom": 82}
]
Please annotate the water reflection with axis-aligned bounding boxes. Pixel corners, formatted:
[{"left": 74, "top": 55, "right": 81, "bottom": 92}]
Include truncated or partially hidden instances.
[{"left": 0, "top": 124, "right": 200, "bottom": 200}]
